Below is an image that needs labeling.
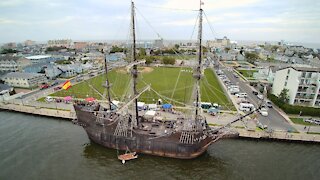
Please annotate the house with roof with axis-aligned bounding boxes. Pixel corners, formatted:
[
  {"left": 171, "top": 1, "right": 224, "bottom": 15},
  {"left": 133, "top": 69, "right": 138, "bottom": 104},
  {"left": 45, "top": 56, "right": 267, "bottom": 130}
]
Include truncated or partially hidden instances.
[
  {"left": 1, "top": 72, "right": 47, "bottom": 88},
  {"left": 272, "top": 66, "right": 320, "bottom": 107},
  {"left": 0, "top": 84, "right": 13, "bottom": 101},
  {"left": 25, "top": 55, "right": 54, "bottom": 64},
  {"left": 0, "top": 56, "right": 32, "bottom": 72}
]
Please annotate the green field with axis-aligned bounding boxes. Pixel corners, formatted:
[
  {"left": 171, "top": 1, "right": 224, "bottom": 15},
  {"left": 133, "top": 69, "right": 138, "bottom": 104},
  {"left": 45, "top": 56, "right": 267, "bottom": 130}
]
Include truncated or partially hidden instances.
[
  {"left": 237, "top": 69, "right": 258, "bottom": 78},
  {"left": 290, "top": 117, "right": 316, "bottom": 126},
  {"left": 51, "top": 67, "right": 233, "bottom": 109}
]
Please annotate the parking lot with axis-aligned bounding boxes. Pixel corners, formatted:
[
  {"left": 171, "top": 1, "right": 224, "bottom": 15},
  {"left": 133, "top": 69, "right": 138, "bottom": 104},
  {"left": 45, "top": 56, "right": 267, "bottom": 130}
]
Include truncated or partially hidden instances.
[{"left": 215, "top": 65, "right": 294, "bottom": 131}]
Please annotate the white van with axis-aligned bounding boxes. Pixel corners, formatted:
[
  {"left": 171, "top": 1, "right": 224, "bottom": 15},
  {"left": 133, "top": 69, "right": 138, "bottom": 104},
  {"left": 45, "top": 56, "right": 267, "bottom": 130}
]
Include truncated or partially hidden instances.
[{"left": 239, "top": 103, "right": 255, "bottom": 112}]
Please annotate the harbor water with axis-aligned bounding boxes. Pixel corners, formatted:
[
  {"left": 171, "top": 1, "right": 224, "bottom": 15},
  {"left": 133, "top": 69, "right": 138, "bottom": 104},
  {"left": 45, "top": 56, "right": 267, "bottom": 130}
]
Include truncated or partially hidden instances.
[{"left": 0, "top": 111, "right": 319, "bottom": 180}]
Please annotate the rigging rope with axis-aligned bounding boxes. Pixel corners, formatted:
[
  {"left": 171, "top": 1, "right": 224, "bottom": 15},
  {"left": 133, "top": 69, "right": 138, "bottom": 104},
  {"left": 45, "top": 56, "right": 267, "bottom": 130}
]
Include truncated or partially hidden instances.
[{"left": 135, "top": 3, "right": 198, "bottom": 12}]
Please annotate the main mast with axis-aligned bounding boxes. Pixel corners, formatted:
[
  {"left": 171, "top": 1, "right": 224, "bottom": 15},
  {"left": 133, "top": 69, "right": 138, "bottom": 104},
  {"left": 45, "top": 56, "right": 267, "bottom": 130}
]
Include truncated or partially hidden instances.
[
  {"left": 131, "top": 1, "right": 139, "bottom": 126},
  {"left": 103, "top": 50, "right": 112, "bottom": 110},
  {"left": 195, "top": 3, "right": 203, "bottom": 117}
]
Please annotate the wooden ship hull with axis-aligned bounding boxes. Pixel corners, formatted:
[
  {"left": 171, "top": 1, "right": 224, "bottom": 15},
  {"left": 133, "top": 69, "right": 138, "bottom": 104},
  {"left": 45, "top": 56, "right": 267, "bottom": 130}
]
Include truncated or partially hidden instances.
[{"left": 74, "top": 104, "right": 221, "bottom": 159}]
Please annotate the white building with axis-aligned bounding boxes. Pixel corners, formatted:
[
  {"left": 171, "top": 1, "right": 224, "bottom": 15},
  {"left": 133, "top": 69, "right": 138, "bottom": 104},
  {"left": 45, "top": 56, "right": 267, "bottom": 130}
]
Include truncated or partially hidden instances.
[
  {"left": 207, "top": 36, "right": 231, "bottom": 48},
  {"left": 25, "top": 55, "right": 52, "bottom": 64},
  {"left": 0, "top": 56, "right": 31, "bottom": 72},
  {"left": 272, "top": 67, "right": 320, "bottom": 107},
  {"left": 1, "top": 72, "right": 48, "bottom": 88}
]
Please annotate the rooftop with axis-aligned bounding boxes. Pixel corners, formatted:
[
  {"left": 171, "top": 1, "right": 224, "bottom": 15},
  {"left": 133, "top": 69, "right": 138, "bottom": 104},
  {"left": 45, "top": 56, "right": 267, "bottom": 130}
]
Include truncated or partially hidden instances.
[
  {"left": 280, "top": 66, "right": 320, "bottom": 73},
  {"left": 2, "top": 72, "right": 45, "bottom": 79},
  {"left": 0, "top": 83, "right": 12, "bottom": 91},
  {"left": 26, "top": 55, "right": 51, "bottom": 60}
]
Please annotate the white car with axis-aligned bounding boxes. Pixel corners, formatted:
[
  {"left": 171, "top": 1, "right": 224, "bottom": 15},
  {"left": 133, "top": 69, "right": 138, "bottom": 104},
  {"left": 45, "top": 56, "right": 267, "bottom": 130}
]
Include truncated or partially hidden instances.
[
  {"left": 235, "top": 93, "right": 247, "bottom": 98},
  {"left": 259, "top": 108, "right": 268, "bottom": 116},
  {"left": 257, "top": 94, "right": 264, "bottom": 100}
]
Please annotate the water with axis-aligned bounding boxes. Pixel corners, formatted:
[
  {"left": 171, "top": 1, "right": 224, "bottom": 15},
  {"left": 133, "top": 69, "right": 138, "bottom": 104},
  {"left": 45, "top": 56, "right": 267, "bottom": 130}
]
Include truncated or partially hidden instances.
[{"left": 0, "top": 111, "right": 319, "bottom": 180}]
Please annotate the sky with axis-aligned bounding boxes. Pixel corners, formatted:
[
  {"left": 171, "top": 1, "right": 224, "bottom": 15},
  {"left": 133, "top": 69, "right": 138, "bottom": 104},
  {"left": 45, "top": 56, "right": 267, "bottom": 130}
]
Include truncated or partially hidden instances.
[{"left": 0, "top": 0, "right": 319, "bottom": 44}]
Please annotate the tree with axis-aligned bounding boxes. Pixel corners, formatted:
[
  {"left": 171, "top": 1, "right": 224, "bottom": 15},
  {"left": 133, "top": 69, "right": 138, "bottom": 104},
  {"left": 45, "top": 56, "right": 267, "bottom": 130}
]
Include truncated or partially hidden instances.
[
  {"left": 162, "top": 57, "right": 176, "bottom": 65},
  {"left": 224, "top": 47, "right": 230, "bottom": 53},
  {"left": 138, "top": 48, "right": 146, "bottom": 57},
  {"left": 174, "top": 44, "right": 180, "bottom": 49},
  {"left": 278, "top": 88, "right": 289, "bottom": 103},
  {"left": 245, "top": 52, "right": 259, "bottom": 64},
  {"left": 1, "top": 49, "right": 18, "bottom": 54},
  {"left": 145, "top": 56, "right": 155, "bottom": 65}
]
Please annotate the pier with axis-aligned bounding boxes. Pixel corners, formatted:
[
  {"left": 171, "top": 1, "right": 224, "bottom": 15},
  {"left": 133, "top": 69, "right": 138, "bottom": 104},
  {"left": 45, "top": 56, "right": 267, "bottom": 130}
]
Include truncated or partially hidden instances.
[
  {"left": 236, "top": 128, "right": 320, "bottom": 143},
  {"left": 0, "top": 102, "right": 76, "bottom": 120}
]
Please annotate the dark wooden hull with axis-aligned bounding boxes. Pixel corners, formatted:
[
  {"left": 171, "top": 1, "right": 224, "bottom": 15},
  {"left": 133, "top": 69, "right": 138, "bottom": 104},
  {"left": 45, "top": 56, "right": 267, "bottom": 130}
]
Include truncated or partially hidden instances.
[{"left": 74, "top": 105, "right": 219, "bottom": 159}]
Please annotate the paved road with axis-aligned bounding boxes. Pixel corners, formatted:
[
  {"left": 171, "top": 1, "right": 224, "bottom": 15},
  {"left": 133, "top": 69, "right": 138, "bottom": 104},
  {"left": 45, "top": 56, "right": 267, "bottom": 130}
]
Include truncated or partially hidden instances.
[{"left": 220, "top": 67, "right": 293, "bottom": 131}]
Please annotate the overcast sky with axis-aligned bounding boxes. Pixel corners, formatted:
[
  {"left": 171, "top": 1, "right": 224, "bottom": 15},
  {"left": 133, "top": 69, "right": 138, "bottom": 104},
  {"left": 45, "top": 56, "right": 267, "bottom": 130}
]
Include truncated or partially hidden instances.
[{"left": 0, "top": 0, "right": 319, "bottom": 44}]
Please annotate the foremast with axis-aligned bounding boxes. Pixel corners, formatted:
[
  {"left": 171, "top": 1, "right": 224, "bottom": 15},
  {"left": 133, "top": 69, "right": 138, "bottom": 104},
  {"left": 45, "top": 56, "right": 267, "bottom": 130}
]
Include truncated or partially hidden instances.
[
  {"left": 131, "top": 1, "right": 139, "bottom": 126},
  {"left": 194, "top": 3, "right": 203, "bottom": 118}
]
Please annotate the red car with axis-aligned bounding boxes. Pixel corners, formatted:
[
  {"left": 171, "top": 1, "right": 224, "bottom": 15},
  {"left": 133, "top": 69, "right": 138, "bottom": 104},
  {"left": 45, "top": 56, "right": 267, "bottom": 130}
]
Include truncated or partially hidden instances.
[{"left": 40, "top": 84, "right": 49, "bottom": 89}]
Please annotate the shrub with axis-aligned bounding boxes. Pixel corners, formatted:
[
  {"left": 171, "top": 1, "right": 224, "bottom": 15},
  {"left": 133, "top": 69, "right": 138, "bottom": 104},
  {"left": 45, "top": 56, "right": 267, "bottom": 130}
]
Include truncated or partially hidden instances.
[{"left": 268, "top": 93, "right": 320, "bottom": 117}]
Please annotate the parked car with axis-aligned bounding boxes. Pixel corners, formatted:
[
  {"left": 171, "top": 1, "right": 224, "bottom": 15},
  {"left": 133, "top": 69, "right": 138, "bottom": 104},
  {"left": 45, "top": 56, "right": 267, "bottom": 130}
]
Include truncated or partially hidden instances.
[
  {"left": 54, "top": 87, "right": 62, "bottom": 91},
  {"left": 40, "top": 84, "right": 49, "bottom": 89},
  {"left": 265, "top": 100, "right": 273, "bottom": 108},
  {"left": 235, "top": 93, "right": 247, "bottom": 98},
  {"left": 259, "top": 108, "right": 268, "bottom": 116},
  {"left": 314, "top": 119, "right": 320, "bottom": 125},
  {"left": 257, "top": 94, "right": 264, "bottom": 100},
  {"left": 304, "top": 118, "right": 314, "bottom": 124},
  {"left": 45, "top": 96, "right": 54, "bottom": 102},
  {"left": 252, "top": 90, "right": 259, "bottom": 95}
]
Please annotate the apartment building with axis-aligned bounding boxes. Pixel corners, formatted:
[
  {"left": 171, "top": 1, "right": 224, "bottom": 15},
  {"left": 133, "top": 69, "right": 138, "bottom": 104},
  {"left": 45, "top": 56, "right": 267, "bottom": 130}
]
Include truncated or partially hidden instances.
[
  {"left": 272, "top": 67, "right": 320, "bottom": 107},
  {"left": 0, "top": 56, "right": 31, "bottom": 72},
  {"left": 1, "top": 72, "right": 48, "bottom": 88}
]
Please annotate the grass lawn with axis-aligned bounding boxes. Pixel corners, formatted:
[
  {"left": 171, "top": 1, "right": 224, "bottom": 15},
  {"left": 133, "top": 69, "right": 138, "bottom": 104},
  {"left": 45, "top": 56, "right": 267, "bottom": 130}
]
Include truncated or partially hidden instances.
[
  {"left": 237, "top": 69, "right": 258, "bottom": 78},
  {"left": 307, "top": 132, "right": 320, "bottom": 135},
  {"left": 290, "top": 117, "right": 316, "bottom": 126},
  {"left": 201, "top": 69, "right": 235, "bottom": 110},
  {"left": 50, "top": 67, "right": 233, "bottom": 109}
]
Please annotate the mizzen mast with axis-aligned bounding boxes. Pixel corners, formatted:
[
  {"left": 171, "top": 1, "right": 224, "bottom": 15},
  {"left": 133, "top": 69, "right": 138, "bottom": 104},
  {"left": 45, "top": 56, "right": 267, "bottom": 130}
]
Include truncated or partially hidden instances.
[
  {"left": 194, "top": 2, "right": 203, "bottom": 117},
  {"left": 131, "top": 1, "right": 139, "bottom": 126}
]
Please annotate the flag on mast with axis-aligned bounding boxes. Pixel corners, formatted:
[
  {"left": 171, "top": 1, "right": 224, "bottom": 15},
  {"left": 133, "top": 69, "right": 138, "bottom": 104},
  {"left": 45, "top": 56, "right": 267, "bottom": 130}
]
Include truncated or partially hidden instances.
[{"left": 62, "top": 80, "right": 72, "bottom": 90}]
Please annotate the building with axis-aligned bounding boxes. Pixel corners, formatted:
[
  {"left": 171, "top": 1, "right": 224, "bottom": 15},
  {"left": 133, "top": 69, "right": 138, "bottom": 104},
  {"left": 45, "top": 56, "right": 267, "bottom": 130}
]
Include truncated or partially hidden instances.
[
  {"left": 47, "top": 39, "right": 72, "bottom": 48},
  {"left": 272, "top": 67, "right": 320, "bottom": 107},
  {"left": 154, "top": 39, "right": 164, "bottom": 48},
  {"left": 106, "top": 53, "right": 125, "bottom": 62},
  {"left": 0, "top": 84, "right": 13, "bottom": 101},
  {"left": 24, "top": 40, "right": 35, "bottom": 46},
  {"left": 207, "top": 36, "right": 231, "bottom": 48},
  {"left": 0, "top": 56, "right": 32, "bottom": 72},
  {"left": 1, "top": 72, "right": 48, "bottom": 88},
  {"left": 25, "top": 55, "right": 53, "bottom": 64},
  {"left": 2, "top": 42, "right": 17, "bottom": 49},
  {"left": 74, "top": 42, "right": 88, "bottom": 50}
]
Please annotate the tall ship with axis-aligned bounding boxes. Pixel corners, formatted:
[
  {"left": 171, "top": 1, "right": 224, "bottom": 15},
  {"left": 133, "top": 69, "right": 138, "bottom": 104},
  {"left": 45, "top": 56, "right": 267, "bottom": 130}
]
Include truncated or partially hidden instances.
[{"left": 73, "top": 1, "right": 256, "bottom": 159}]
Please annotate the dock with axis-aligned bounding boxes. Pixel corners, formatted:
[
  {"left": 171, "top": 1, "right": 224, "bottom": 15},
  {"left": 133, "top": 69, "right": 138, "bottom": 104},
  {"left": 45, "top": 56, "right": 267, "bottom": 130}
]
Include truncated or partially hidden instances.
[
  {"left": 236, "top": 128, "right": 320, "bottom": 143},
  {"left": 0, "top": 102, "right": 76, "bottom": 120}
]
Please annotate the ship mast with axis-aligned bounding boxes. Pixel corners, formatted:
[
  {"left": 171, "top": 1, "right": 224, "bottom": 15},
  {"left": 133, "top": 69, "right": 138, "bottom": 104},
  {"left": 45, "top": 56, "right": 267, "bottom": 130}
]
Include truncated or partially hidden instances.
[
  {"left": 195, "top": 1, "right": 203, "bottom": 118},
  {"left": 131, "top": 1, "right": 139, "bottom": 126},
  {"left": 103, "top": 49, "right": 112, "bottom": 110}
]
